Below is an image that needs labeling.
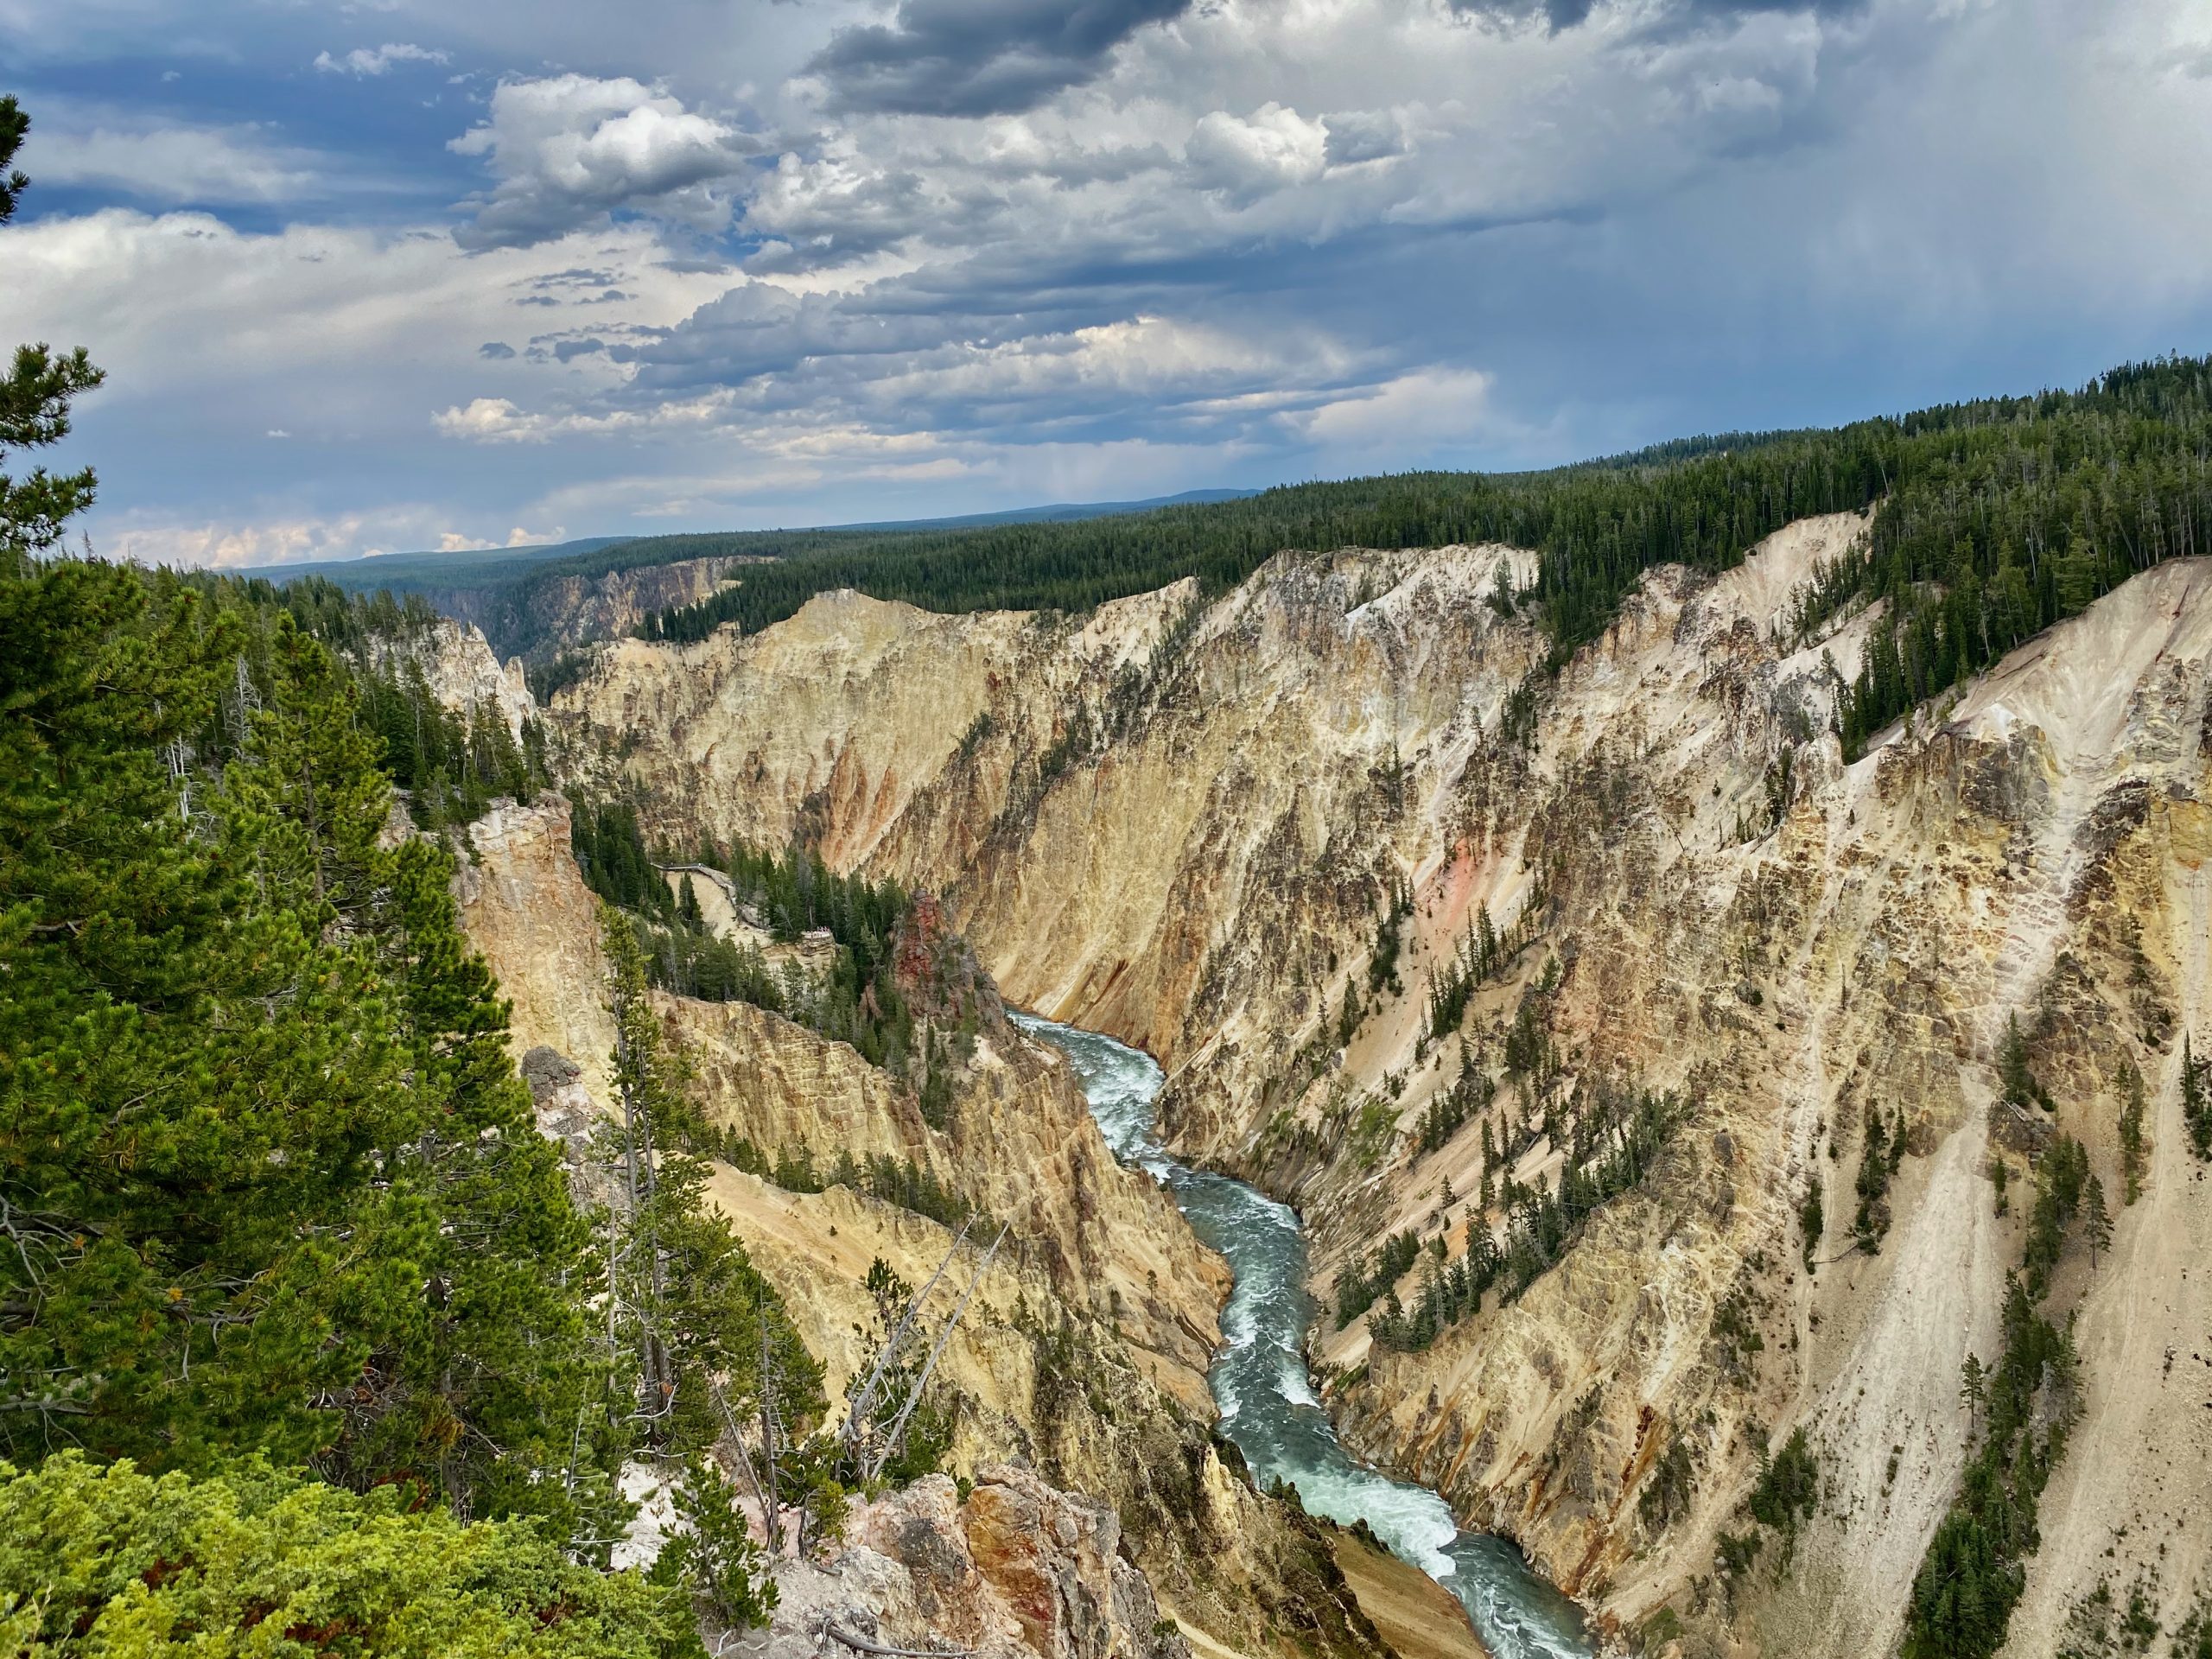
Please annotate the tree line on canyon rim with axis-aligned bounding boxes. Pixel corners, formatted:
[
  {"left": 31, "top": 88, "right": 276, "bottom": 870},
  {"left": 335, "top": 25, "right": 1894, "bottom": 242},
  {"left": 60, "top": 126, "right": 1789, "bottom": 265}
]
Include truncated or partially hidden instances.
[{"left": 620, "top": 357, "right": 2212, "bottom": 769}]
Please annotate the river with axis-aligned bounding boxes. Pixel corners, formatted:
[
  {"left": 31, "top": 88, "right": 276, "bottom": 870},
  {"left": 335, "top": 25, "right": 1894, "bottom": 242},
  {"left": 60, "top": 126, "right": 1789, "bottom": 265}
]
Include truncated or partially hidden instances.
[{"left": 1010, "top": 1014, "right": 1592, "bottom": 1659}]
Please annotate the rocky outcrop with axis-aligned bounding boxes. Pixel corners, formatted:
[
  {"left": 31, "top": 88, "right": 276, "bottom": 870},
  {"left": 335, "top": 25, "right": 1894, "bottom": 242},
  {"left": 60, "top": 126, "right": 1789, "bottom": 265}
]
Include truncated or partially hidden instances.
[
  {"left": 359, "top": 616, "right": 536, "bottom": 741},
  {"left": 451, "top": 794, "right": 615, "bottom": 1105},
  {"left": 774, "top": 1465, "right": 1187, "bottom": 1659},
  {"left": 543, "top": 521, "right": 2212, "bottom": 1657},
  {"left": 660, "top": 988, "right": 1224, "bottom": 1408}
]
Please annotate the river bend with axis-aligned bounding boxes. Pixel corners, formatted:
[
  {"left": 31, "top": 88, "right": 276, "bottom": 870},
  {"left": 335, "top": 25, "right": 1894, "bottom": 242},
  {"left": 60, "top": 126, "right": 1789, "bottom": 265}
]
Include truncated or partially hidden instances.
[{"left": 1011, "top": 1015, "right": 1592, "bottom": 1659}]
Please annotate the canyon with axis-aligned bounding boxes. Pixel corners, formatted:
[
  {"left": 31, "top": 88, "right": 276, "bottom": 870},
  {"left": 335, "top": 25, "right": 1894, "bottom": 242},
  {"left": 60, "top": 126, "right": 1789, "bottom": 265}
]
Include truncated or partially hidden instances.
[{"left": 430, "top": 517, "right": 2211, "bottom": 1658}]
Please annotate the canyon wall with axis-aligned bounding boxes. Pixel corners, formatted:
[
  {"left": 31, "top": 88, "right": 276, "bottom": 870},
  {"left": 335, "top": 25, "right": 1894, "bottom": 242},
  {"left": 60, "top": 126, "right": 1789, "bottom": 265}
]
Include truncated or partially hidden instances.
[
  {"left": 543, "top": 522, "right": 2212, "bottom": 1657},
  {"left": 449, "top": 791, "right": 1387, "bottom": 1659}
]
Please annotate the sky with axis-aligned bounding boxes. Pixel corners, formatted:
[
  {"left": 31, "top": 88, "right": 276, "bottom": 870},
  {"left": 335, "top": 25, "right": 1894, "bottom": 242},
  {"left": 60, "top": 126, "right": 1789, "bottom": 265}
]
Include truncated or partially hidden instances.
[{"left": 5, "top": 0, "right": 2211, "bottom": 568}]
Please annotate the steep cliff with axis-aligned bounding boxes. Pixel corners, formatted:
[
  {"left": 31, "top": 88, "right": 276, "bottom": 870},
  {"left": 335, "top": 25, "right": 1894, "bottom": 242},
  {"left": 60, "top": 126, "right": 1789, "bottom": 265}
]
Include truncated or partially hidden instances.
[
  {"left": 423, "top": 553, "right": 747, "bottom": 658},
  {"left": 359, "top": 615, "right": 536, "bottom": 741},
  {"left": 543, "top": 522, "right": 2212, "bottom": 1657},
  {"left": 450, "top": 791, "right": 1383, "bottom": 1659}
]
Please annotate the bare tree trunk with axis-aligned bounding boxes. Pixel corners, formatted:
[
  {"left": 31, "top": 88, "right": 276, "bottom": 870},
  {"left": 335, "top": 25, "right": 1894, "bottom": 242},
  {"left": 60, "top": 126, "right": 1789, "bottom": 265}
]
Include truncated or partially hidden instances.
[
  {"left": 868, "top": 1225, "right": 1007, "bottom": 1484},
  {"left": 838, "top": 1223, "right": 969, "bottom": 1463}
]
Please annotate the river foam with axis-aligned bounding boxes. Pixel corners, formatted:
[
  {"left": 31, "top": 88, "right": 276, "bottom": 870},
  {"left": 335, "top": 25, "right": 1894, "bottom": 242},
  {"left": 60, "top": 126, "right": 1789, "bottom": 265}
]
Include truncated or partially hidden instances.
[{"left": 1011, "top": 1014, "right": 1592, "bottom": 1659}]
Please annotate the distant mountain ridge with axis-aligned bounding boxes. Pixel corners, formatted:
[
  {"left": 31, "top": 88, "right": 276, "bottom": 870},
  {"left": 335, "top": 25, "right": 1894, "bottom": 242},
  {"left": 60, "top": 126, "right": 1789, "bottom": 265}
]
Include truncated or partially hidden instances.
[{"left": 248, "top": 490, "right": 1261, "bottom": 589}]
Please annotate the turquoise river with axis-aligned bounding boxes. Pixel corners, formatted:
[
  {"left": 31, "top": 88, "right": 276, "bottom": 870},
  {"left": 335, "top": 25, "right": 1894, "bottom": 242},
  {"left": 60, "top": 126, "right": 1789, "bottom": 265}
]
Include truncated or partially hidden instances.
[{"left": 1012, "top": 1014, "right": 1593, "bottom": 1659}]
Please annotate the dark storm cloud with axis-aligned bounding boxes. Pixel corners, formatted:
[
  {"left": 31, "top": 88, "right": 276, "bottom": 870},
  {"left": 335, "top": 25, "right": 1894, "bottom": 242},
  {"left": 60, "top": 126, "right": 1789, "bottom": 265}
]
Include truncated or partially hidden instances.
[
  {"left": 1452, "top": 0, "right": 1864, "bottom": 31},
  {"left": 808, "top": 0, "right": 1191, "bottom": 116}
]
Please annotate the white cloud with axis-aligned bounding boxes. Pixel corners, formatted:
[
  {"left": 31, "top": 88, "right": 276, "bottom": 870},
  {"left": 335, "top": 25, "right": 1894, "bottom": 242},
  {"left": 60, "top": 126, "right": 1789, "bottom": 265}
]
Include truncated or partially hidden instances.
[
  {"left": 1185, "top": 103, "right": 1330, "bottom": 202},
  {"left": 27, "top": 115, "right": 322, "bottom": 203},
  {"left": 313, "top": 42, "right": 449, "bottom": 77},
  {"left": 1287, "top": 368, "right": 1509, "bottom": 464},
  {"left": 448, "top": 74, "right": 760, "bottom": 249},
  {"left": 432, "top": 524, "right": 563, "bottom": 552}
]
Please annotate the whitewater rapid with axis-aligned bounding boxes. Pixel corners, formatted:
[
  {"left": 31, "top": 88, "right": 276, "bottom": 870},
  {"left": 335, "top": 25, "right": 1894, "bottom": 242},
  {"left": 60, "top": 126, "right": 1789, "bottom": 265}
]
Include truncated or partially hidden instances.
[{"left": 1012, "top": 1014, "right": 1592, "bottom": 1659}]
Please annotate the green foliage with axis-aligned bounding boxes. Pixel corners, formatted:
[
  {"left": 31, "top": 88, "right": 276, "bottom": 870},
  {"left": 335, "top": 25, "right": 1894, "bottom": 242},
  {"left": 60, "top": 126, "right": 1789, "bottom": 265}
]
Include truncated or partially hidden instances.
[
  {"left": 720, "top": 1139, "right": 988, "bottom": 1232},
  {"left": 0, "top": 105, "right": 105, "bottom": 563},
  {"left": 1903, "top": 1274, "right": 2079, "bottom": 1659},
  {"left": 1425, "top": 889, "right": 1547, "bottom": 1039},
  {"left": 2082, "top": 1174, "right": 2112, "bottom": 1265},
  {"left": 2022, "top": 1135, "right": 2090, "bottom": 1300},
  {"left": 2183, "top": 1034, "right": 2212, "bottom": 1162},
  {"left": 575, "top": 798, "right": 677, "bottom": 915},
  {"left": 2116, "top": 1061, "right": 2147, "bottom": 1204},
  {"left": 1745, "top": 1428, "right": 1820, "bottom": 1564},
  {"left": 658, "top": 1459, "right": 777, "bottom": 1633},
  {"left": 1800, "top": 1176, "right": 1825, "bottom": 1272},
  {"left": 1999, "top": 1012, "right": 2052, "bottom": 1112},
  {"left": 599, "top": 909, "right": 824, "bottom": 1460},
  {"left": 631, "top": 418, "right": 1894, "bottom": 656},
  {"left": 1371, "top": 1088, "right": 1677, "bottom": 1350},
  {"left": 1824, "top": 359, "right": 2212, "bottom": 757},
  {"left": 1710, "top": 1285, "right": 1766, "bottom": 1385},
  {"left": 1414, "top": 1056, "right": 1493, "bottom": 1155},
  {"left": 657, "top": 840, "right": 925, "bottom": 1071},
  {"left": 1503, "top": 991, "right": 1554, "bottom": 1079},
  {"left": 2175, "top": 1590, "right": 2212, "bottom": 1659},
  {"left": 1715, "top": 1527, "right": 1764, "bottom": 1587},
  {"left": 2056, "top": 1573, "right": 2163, "bottom": 1659},
  {"left": 1638, "top": 1433, "right": 1695, "bottom": 1535},
  {"left": 1365, "top": 878, "right": 1414, "bottom": 996},
  {"left": 841, "top": 1260, "right": 953, "bottom": 1490},
  {"left": 172, "top": 572, "right": 546, "bottom": 833},
  {"left": 0, "top": 1452, "right": 692, "bottom": 1658},
  {"left": 1335, "top": 1232, "right": 1422, "bottom": 1330},
  {"left": 0, "top": 561, "right": 609, "bottom": 1532},
  {"left": 1853, "top": 1108, "right": 1907, "bottom": 1252}
]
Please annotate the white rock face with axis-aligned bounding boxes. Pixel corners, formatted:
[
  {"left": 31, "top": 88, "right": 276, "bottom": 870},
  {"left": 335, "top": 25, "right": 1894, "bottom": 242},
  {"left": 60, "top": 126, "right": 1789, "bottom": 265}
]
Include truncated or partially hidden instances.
[{"left": 363, "top": 618, "right": 537, "bottom": 741}]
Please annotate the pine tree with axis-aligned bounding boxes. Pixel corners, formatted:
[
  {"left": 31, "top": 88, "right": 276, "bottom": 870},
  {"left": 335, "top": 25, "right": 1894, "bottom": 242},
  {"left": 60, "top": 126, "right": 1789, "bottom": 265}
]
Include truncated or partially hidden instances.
[
  {"left": 2083, "top": 1173, "right": 2112, "bottom": 1266},
  {"left": 2183, "top": 1034, "right": 2211, "bottom": 1161},
  {"left": 2116, "top": 1060, "right": 2147, "bottom": 1204},
  {"left": 0, "top": 98, "right": 104, "bottom": 564},
  {"left": 1998, "top": 1012, "right": 2044, "bottom": 1111}
]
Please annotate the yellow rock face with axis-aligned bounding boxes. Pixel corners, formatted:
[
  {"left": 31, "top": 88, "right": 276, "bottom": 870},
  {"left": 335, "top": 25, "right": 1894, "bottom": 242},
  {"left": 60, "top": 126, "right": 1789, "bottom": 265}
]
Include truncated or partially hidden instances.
[
  {"left": 547, "top": 524, "right": 2212, "bottom": 1656},
  {"left": 449, "top": 781, "right": 1385, "bottom": 1659}
]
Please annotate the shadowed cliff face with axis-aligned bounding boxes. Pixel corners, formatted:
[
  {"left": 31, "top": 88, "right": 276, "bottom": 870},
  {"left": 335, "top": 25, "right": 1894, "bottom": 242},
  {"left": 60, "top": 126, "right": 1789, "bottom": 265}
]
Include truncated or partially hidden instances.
[{"left": 537, "top": 523, "right": 2212, "bottom": 1656}]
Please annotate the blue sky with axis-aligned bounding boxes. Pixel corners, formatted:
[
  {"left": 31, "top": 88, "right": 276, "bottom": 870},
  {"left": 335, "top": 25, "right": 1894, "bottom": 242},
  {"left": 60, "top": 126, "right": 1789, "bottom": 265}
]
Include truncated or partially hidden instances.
[{"left": 6, "top": 0, "right": 2211, "bottom": 567}]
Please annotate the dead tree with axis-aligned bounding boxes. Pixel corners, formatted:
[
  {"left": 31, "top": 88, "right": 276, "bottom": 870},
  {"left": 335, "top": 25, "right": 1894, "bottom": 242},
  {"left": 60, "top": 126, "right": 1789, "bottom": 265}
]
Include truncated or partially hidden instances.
[
  {"left": 836, "top": 1223, "right": 969, "bottom": 1472},
  {"left": 865, "top": 1224, "right": 1008, "bottom": 1484}
]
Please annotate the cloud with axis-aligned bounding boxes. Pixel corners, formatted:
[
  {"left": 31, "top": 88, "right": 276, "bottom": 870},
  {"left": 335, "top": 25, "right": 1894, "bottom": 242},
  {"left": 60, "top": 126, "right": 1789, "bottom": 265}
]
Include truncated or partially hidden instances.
[
  {"left": 313, "top": 43, "right": 450, "bottom": 77},
  {"left": 1322, "top": 111, "right": 1403, "bottom": 167},
  {"left": 433, "top": 524, "right": 563, "bottom": 552},
  {"left": 10, "top": 0, "right": 2212, "bottom": 567},
  {"left": 448, "top": 74, "right": 760, "bottom": 250},
  {"left": 1446, "top": 0, "right": 1864, "bottom": 33},
  {"left": 1185, "top": 104, "right": 1331, "bottom": 202},
  {"left": 808, "top": 0, "right": 1192, "bottom": 115},
  {"left": 1287, "top": 367, "right": 1508, "bottom": 463},
  {"left": 27, "top": 116, "right": 323, "bottom": 204}
]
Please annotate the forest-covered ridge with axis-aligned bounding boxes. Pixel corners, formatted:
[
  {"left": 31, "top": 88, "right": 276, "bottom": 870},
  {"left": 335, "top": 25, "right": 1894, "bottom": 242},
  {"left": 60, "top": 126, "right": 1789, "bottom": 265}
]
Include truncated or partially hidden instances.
[{"left": 271, "top": 353, "right": 2209, "bottom": 700}]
